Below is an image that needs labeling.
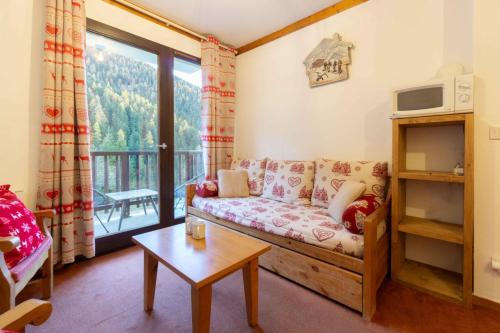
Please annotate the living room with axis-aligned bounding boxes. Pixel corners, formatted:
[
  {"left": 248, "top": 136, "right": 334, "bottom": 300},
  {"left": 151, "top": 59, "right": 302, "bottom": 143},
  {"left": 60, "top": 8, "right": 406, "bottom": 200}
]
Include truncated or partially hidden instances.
[{"left": 0, "top": 0, "right": 499, "bottom": 332}]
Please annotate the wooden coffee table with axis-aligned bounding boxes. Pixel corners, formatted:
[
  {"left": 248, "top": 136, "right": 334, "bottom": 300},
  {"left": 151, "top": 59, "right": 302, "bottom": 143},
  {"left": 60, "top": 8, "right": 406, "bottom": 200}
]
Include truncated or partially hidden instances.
[{"left": 132, "top": 223, "right": 271, "bottom": 333}]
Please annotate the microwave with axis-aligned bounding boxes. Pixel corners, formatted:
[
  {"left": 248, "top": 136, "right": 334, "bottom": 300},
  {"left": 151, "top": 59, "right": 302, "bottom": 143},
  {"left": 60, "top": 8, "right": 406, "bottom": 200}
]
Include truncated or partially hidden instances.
[{"left": 392, "top": 74, "right": 474, "bottom": 118}]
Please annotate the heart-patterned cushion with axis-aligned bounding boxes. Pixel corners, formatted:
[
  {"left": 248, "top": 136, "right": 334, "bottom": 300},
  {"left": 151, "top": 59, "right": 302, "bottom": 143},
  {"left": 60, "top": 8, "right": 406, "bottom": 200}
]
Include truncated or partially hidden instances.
[
  {"left": 262, "top": 160, "right": 315, "bottom": 205},
  {"left": 272, "top": 218, "right": 290, "bottom": 227},
  {"left": 192, "top": 195, "right": 374, "bottom": 258},
  {"left": 312, "top": 228, "right": 335, "bottom": 242},
  {"left": 195, "top": 180, "right": 218, "bottom": 198},
  {"left": 311, "top": 159, "right": 388, "bottom": 208},
  {"left": 342, "top": 194, "right": 380, "bottom": 234}
]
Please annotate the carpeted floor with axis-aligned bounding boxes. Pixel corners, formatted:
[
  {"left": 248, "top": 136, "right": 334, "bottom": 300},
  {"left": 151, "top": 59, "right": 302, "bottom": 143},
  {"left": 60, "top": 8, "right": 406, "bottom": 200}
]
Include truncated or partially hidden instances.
[{"left": 26, "top": 246, "right": 499, "bottom": 333}]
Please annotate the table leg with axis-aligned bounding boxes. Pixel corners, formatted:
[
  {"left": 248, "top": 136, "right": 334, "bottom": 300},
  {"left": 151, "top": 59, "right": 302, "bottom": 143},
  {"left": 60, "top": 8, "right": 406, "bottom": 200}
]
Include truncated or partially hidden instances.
[
  {"left": 144, "top": 252, "right": 158, "bottom": 311},
  {"left": 149, "top": 196, "right": 159, "bottom": 216},
  {"left": 191, "top": 284, "right": 212, "bottom": 333},
  {"left": 141, "top": 196, "right": 148, "bottom": 215},
  {"left": 95, "top": 213, "right": 109, "bottom": 233},
  {"left": 242, "top": 258, "right": 259, "bottom": 327},
  {"left": 106, "top": 201, "right": 117, "bottom": 223},
  {"left": 118, "top": 201, "right": 126, "bottom": 231}
]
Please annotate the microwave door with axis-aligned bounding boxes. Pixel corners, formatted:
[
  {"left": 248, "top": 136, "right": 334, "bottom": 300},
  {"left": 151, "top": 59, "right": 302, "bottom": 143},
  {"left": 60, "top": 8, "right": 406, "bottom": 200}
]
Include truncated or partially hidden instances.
[{"left": 395, "top": 83, "right": 453, "bottom": 117}]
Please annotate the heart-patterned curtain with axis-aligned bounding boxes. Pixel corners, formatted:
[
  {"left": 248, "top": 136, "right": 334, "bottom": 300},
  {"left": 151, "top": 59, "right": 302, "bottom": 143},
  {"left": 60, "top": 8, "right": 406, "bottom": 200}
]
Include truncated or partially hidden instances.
[
  {"left": 37, "top": 0, "right": 94, "bottom": 264},
  {"left": 200, "top": 36, "right": 236, "bottom": 179}
]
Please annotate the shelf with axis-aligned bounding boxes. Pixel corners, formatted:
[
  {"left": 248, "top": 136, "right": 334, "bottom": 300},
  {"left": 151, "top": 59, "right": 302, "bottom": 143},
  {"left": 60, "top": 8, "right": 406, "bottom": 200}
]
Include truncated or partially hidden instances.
[
  {"left": 395, "top": 114, "right": 467, "bottom": 127},
  {"left": 398, "top": 170, "right": 464, "bottom": 183},
  {"left": 392, "top": 113, "right": 473, "bottom": 306},
  {"left": 397, "top": 260, "right": 463, "bottom": 302},
  {"left": 398, "top": 216, "right": 464, "bottom": 244}
]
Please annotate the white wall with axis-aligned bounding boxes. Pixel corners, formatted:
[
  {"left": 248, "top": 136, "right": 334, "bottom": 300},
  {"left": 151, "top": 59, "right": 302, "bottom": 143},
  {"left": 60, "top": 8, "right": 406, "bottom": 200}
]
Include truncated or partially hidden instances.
[
  {"left": 235, "top": 0, "right": 472, "bottom": 161},
  {"left": 473, "top": 0, "right": 500, "bottom": 303},
  {"left": 0, "top": 0, "right": 44, "bottom": 207},
  {"left": 443, "top": 0, "right": 473, "bottom": 73},
  {"left": 234, "top": 0, "right": 500, "bottom": 300},
  {"left": 0, "top": 0, "right": 200, "bottom": 209}
]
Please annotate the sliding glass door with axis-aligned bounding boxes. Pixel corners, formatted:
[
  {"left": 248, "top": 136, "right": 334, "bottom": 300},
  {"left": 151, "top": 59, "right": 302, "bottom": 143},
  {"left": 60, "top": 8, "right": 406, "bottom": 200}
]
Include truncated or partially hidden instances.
[
  {"left": 173, "top": 56, "right": 202, "bottom": 219},
  {"left": 86, "top": 19, "right": 174, "bottom": 253}
]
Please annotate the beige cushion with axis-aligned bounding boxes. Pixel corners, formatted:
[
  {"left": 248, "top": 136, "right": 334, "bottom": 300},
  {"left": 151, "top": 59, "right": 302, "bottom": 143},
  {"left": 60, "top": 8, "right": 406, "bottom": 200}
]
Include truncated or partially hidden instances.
[
  {"left": 328, "top": 180, "right": 366, "bottom": 223},
  {"left": 217, "top": 169, "right": 250, "bottom": 198},
  {"left": 230, "top": 158, "right": 267, "bottom": 196}
]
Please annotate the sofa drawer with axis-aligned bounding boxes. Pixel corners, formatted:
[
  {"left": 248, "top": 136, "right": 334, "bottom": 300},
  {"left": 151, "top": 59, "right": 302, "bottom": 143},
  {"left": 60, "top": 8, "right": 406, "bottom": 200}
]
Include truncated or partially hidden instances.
[{"left": 260, "top": 244, "right": 363, "bottom": 311}]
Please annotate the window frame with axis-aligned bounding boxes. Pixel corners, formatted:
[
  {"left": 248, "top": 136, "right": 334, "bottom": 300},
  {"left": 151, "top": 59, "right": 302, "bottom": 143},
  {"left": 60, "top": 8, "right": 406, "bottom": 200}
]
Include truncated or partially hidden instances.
[{"left": 86, "top": 19, "right": 183, "bottom": 254}]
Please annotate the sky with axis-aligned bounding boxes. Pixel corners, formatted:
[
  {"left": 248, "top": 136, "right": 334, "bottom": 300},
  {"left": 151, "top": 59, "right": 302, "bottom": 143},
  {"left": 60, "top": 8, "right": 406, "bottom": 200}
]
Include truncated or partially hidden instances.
[{"left": 87, "top": 31, "right": 202, "bottom": 87}]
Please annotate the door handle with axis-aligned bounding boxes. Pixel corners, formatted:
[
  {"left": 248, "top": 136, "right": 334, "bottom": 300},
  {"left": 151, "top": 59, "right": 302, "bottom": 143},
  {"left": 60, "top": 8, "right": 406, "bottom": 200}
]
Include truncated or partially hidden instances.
[{"left": 157, "top": 143, "right": 168, "bottom": 150}]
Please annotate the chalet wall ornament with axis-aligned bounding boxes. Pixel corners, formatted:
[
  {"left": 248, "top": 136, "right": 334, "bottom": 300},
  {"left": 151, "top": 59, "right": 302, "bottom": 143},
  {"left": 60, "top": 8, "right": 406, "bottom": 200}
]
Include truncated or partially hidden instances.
[{"left": 303, "top": 33, "right": 353, "bottom": 87}]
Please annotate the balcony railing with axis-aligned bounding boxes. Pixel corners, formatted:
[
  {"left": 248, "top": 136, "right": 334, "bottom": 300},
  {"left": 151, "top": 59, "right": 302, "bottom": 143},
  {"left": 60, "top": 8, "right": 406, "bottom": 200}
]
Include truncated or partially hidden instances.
[{"left": 91, "top": 150, "right": 203, "bottom": 213}]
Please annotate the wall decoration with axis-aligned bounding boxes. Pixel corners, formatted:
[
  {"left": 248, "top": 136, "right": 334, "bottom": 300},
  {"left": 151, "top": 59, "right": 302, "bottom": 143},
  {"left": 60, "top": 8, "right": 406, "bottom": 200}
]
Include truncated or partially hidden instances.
[{"left": 303, "top": 33, "right": 353, "bottom": 87}]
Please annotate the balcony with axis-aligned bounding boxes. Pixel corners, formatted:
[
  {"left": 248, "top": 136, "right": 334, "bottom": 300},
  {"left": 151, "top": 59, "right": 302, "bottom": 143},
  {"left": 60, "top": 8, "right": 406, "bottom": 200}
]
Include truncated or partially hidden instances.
[{"left": 91, "top": 150, "right": 203, "bottom": 237}]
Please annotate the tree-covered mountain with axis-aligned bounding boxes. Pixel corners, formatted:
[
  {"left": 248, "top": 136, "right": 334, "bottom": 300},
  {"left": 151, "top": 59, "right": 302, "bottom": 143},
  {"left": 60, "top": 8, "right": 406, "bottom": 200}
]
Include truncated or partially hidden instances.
[{"left": 85, "top": 45, "right": 202, "bottom": 153}]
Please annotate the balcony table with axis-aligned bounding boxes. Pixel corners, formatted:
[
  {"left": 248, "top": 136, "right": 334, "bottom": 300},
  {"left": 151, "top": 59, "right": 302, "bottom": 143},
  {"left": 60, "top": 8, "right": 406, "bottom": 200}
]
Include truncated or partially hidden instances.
[{"left": 105, "top": 189, "right": 158, "bottom": 231}]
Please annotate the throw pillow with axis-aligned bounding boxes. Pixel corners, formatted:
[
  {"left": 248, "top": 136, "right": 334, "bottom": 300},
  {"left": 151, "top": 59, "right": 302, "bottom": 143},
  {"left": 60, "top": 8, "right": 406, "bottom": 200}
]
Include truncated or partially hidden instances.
[
  {"left": 342, "top": 194, "right": 381, "bottom": 234},
  {"left": 327, "top": 181, "right": 366, "bottom": 223},
  {"left": 230, "top": 158, "right": 267, "bottom": 196},
  {"left": 0, "top": 190, "right": 45, "bottom": 269},
  {"left": 196, "top": 180, "right": 218, "bottom": 197},
  {"left": 0, "top": 184, "right": 10, "bottom": 191},
  {"left": 217, "top": 169, "right": 250, "bottom": 198},
  {"left": 261, "top": 160, "right": 315, "bottom": 205},
  {"left": 311, "top": 159, "right": 388, "bottom": 208}
]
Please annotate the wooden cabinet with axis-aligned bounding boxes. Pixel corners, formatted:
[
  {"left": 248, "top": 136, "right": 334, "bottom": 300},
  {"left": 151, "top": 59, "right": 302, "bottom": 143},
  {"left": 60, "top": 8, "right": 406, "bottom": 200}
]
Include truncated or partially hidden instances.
[{"left": 391, "top": 113, "right": 473, "bottom": 306}]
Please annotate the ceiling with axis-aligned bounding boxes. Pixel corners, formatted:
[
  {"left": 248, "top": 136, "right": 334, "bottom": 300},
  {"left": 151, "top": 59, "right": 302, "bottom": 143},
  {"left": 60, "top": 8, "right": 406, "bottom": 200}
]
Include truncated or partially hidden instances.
[{"left": 127, "top": 0, "right": 341, "bottom": 48}]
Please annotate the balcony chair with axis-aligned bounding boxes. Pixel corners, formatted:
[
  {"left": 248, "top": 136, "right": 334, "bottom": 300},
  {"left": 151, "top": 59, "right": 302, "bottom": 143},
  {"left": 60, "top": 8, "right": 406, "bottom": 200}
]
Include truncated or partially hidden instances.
[
  {"left": 174, "top": 174, "right": 204, "bottom": 212},
  {"left": 0, "top": 299, "right": 52, "bottom": 333},
  {"left": 93, "top": 189, "right": 110, "bottom": 233},
  {"left": 0, "top": 210, "right": 54, "bottom": 314}
]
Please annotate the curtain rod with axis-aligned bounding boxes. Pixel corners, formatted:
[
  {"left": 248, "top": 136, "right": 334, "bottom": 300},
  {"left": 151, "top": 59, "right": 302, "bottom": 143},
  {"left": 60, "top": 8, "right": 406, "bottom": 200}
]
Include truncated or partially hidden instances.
[{"left": 109, "top": 0, "right": 237, "bottom": 53}]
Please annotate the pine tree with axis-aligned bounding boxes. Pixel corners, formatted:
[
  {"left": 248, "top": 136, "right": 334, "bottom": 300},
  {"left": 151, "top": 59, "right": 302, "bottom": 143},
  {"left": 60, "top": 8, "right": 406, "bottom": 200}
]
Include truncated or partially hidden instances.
[
  {"left": 116, "top": 129, "right": 127, "bottom": 151},
  {"left": 92, "top": 122, "right": 103, "bottom": 150}
]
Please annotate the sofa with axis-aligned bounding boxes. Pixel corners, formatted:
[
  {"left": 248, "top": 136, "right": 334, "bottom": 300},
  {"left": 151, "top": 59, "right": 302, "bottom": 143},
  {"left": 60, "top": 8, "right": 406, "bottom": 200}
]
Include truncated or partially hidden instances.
[{"left": 186, "top": 158, "right": 390, "bottom": 320}]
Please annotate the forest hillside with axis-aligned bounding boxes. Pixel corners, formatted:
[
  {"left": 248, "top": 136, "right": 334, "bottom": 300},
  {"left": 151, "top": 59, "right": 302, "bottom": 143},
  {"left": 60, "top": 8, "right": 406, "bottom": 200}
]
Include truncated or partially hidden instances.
[{"left": 86, "top": 45, "right": 202, "bottom": 152}]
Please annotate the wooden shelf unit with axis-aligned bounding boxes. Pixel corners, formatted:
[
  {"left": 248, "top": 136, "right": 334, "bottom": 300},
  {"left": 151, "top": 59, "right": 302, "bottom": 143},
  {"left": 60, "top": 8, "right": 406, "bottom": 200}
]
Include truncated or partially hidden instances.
[
  {"left": 398, "top": 170, "right": 464, "bottom": 183},
  {"left": 391, "top": 113, "right": 473, "bottom": 307},
  {"left": 398, "top": 216, "right": 464, "bottom": 244},
  {"left": 398, "top": 259, "right": 463, "bottom": 302}
]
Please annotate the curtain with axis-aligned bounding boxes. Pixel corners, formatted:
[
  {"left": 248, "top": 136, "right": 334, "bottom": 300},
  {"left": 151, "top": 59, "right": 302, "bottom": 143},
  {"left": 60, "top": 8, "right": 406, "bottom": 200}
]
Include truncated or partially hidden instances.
[
  {"left": 200, "top": 36, "right": 236, "bottom": 179},
  {"left": 37, "top": 0, "right": 94, "bottom": 264}
]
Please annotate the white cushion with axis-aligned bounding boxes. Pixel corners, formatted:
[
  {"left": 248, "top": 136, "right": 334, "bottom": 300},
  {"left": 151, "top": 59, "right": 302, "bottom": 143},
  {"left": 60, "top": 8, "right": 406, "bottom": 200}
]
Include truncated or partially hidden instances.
[
  {"left": 217, "top": 169, "right": 250, "bottom": 198},
  {"left": 328, "top": 181, "right": 366, "bottom": 223}
]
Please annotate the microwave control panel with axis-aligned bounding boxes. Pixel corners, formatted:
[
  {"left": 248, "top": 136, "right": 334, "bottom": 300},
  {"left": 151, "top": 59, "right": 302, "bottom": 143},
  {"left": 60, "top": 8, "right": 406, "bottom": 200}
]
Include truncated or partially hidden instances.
[{"left": 455, "top": 74, "right": 474, "bottom": 111}]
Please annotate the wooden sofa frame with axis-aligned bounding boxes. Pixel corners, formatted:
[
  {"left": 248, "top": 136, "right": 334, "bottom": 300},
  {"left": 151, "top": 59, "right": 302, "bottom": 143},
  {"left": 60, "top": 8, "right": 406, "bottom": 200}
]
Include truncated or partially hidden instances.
[
  {"left": 186, "top": 184, "right": 390, "bottom": 320},
  {"left": 0, "top": 210, "right": 54, "bottom": 314}
]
